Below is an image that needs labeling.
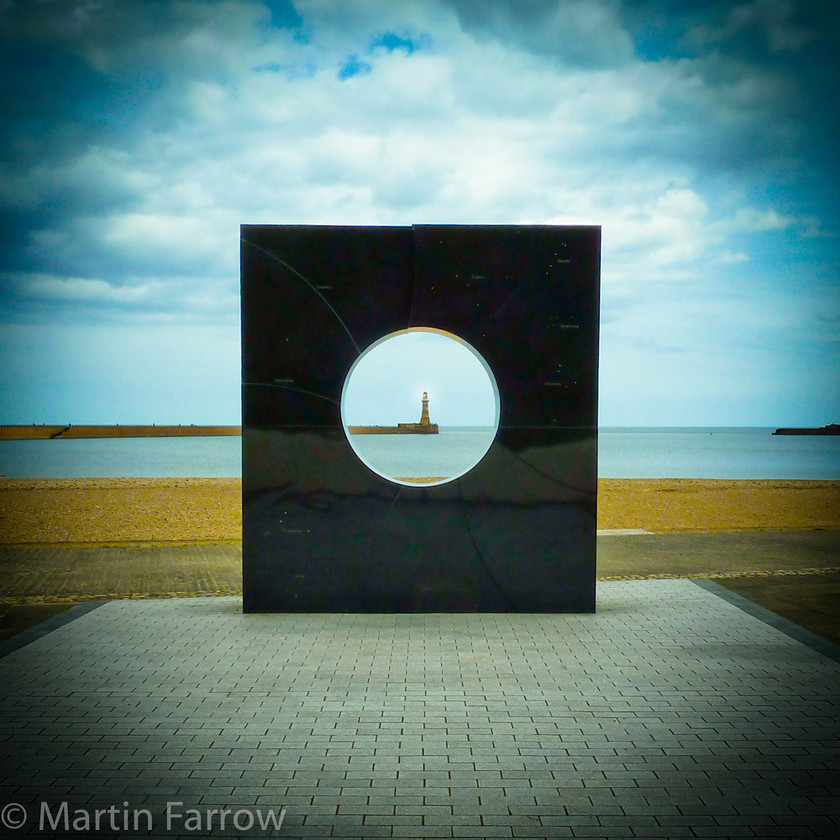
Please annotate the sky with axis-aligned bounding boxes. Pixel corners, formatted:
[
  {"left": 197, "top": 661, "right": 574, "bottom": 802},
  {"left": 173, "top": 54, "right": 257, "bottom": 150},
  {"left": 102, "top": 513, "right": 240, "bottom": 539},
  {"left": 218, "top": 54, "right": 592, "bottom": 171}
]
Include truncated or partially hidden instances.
[
  {"left": 0, "top": 0, "right": 837, "bottom": 427},
  {"left": 341, "top": 329, "right": 499, "bottom": 427}
]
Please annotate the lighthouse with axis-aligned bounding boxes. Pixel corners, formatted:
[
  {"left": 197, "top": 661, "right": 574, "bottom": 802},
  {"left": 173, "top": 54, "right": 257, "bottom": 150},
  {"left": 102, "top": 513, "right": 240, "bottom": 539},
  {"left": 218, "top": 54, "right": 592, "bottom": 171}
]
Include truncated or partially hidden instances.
[
  {"left": 420, "top": 391, "right": 431, "bottom": 426},
  {"left": 349, "top": 391, "right": 438, "bottom": 434}
]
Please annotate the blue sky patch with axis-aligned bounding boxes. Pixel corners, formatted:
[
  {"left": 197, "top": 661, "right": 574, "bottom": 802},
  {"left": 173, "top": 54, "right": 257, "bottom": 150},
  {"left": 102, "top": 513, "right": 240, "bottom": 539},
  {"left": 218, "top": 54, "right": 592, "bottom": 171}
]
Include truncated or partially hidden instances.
[
  {"left": 370, "top": 31, "right": 426, "bottom": 54},
  {"left": 338, "top": 56, "right": 372, "bottom": 80}
]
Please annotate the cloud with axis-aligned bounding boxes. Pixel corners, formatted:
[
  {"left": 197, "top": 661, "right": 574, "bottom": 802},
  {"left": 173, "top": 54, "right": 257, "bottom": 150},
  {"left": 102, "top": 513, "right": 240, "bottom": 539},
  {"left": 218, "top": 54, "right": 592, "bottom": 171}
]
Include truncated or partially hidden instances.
[
  {"left": 444, "top": 0, "right": 634, "bottom": 66},
  {"left": 0, "top": 145, "right": 149, "bottom": 214},
  {"left": 1, "top": 270, "right": 238, "bottom": 327},
  {"left": 719, "top": 250, "right": 750, "bottom": 264},
  {"left": 0, "top": 0, "right": 280, "bottom": 74},
  {"left": 20, "top": 274, "right": 163, "bottom": 305},
  {"left": 731, "top": 206, "right": 796, "bottom": 232},
  {"left": 688, "top": 0, "right": 815, "bottom": 53},
  {"left": 0, "top": 0, "right": 837, "bottom": 424},
  {"left": 0, "top": 3, "right": 825, "bottom": 262},
  {"left": 0, "top": 1, "right": 826, "bottom": 305}
]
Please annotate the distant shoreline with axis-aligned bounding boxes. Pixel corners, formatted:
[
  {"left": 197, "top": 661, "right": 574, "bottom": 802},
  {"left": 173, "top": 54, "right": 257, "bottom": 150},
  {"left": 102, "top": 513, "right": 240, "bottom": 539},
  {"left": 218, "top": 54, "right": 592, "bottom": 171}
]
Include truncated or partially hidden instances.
[{"left": 0, "top": 425, "right": 241, "bottom": 440}]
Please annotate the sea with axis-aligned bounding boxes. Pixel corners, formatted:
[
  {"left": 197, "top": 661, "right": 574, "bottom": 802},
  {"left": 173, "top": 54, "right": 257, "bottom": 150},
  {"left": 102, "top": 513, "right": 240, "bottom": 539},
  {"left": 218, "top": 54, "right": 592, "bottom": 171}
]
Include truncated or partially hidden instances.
[
  {"left": 347, "top": 426, "right": 497, "bottom": 484},
  {"left": 1, "top": 427, "right": 839, "bottom": 480}
]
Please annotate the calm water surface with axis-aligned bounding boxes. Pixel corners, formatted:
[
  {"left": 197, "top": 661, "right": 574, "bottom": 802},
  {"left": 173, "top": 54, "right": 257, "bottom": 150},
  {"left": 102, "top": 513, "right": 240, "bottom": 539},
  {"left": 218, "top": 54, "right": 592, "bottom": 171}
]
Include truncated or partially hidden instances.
[
  {"left": 346, "top": 426, "right": 497, "bottom": 484},
  {"left": 600, "top": 427, "right": 840, "bottom": 480},
  {"left": 0, "top": 436, "right": 242, "bottom": 478},
  {"left": 1, "top": 427, "right": 838, "bottom": 479}
]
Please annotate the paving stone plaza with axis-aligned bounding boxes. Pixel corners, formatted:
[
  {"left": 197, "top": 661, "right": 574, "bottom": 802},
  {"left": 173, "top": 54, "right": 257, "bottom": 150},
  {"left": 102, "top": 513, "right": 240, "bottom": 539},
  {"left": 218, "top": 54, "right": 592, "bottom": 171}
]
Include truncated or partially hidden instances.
[{"left": 1, "top": 580, "right": 839, "bottom": 839}]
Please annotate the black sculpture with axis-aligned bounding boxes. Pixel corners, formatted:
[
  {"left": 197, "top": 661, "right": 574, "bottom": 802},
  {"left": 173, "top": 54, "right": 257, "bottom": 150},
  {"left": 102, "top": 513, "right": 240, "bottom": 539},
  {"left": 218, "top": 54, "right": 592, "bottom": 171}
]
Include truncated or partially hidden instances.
[{"left": 241, "top": 224, "right": 600, "bottom": 612}]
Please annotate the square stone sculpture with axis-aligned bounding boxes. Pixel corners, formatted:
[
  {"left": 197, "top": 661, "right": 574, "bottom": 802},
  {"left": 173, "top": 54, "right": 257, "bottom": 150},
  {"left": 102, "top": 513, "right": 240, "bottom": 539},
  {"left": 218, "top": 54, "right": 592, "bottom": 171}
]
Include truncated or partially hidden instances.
[{"left": 241, "top": 224, "right": 600, "bottom": 611}]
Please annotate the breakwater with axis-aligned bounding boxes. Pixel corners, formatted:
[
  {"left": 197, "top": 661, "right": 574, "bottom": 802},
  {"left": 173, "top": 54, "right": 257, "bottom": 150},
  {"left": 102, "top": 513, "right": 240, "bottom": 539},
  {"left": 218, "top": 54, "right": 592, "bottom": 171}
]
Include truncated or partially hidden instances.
[
  {"left": 773, "top": 424, "right": 840, "bottom": 436},
  {"left": 0, "top": 425, "right": 242, "bottom": 440},
  {"left": 347, "top": 424, "right": 439, "bottom": 435}
]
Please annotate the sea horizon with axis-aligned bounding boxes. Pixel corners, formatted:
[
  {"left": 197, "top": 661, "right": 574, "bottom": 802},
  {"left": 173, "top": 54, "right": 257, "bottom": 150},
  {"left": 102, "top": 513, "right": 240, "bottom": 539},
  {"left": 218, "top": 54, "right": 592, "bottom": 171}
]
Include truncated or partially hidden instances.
[{"left": 1, "top": 426, "right": 838, "bottom": 480}]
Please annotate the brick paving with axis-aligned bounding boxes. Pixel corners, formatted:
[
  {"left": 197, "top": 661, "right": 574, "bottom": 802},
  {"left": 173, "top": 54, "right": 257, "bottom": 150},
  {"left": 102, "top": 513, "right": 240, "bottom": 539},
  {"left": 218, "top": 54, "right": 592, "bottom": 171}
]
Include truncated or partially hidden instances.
[{"left": 1, "top": 580, "right": 839, "bottom": 839}]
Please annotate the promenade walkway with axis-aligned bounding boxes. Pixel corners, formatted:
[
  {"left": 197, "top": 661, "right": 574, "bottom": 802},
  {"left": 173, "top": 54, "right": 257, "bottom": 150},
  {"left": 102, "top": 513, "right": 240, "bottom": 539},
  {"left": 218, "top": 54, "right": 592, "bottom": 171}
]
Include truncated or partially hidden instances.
[
  {"left": 3, "top": 530, "right": 839, "bottom": 645},
  {"left": 1, "top": 579, "right": 839, "bottom": 839}
]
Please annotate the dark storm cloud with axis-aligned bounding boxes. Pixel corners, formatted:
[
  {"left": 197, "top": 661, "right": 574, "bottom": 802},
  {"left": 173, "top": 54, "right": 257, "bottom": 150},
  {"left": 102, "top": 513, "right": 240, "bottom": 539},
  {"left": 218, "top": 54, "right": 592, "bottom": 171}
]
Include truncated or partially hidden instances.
[
  {"left": 0, "top": 0, "right": 277, "bottom": 304},
  {"left": 444, "top": 0, "right": 635, "bottom": 65},
  {"left": 684, "top": 0, "right": 816, "bottom": 53},
  {"left": 0, "top": 0, "right": 295, "bottom": 69},
  {"left": 624, "top": 0, "right": 840, "bottom": 192},
  {"left": 442, "top": 0, "right": 836, "bottom": 191}
]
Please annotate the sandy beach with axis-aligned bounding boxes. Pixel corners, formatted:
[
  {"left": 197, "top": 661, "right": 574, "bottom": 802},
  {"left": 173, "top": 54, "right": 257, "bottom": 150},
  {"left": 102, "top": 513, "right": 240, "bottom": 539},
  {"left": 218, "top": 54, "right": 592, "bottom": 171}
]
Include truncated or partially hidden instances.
[
  {"left": 0, "top": 477, "right": 838, "bottom": 545},
  {"left": 598, "top": 478, "right": 840, "bottom": 533}
]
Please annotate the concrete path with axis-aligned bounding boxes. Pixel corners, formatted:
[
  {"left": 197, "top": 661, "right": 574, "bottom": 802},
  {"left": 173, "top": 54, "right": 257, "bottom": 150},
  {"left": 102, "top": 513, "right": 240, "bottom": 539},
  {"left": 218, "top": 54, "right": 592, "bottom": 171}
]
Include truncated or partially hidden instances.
[
  {"left": 1, "top": 580, "right": 839, "bottom": 839},
  {"left": 596, "top": 530, "right": 840, "bottom": 580},
  {"left": 0, "top": 542, "right": 243, "bottom": 601}
]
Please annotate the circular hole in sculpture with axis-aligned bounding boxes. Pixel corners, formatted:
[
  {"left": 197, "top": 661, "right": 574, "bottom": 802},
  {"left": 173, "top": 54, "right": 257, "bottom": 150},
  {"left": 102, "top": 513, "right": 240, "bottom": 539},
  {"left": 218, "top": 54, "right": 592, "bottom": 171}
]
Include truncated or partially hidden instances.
[{"left": 340, "top": 327, "right": 500, "bottom": 487}]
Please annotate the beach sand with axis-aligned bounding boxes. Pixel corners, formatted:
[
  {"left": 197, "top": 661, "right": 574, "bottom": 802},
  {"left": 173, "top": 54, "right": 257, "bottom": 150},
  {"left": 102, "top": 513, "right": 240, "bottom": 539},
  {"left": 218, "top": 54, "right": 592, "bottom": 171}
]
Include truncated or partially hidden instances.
[
  {"left": 0, "top": 478, "right": 242, "bottom": 545},
  {"left": 598, "top": 478, "right": 840, "bottom": 534},
  {"left": 1, "top": 477, "right": 838, "bottom": 545}
]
